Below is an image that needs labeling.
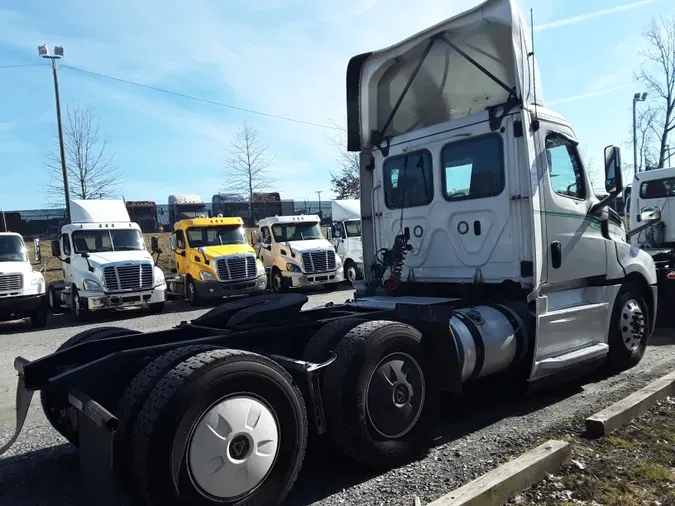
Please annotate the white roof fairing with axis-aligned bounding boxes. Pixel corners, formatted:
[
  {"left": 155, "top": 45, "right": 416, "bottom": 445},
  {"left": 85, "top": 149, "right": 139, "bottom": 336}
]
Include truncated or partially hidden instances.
[
  {"left": 331, "top": 200, "right": 361, "bottom": 222},
  {"left": 346, "top": 0, "right": 544, "bottom": 151},
  {"left": 70, "top": 200, "right": 131, "bottom": 223}
]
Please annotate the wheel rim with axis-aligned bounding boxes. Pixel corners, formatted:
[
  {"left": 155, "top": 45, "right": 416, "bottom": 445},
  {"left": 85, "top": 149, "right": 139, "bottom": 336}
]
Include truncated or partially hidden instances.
[
  {"left": 273, "top": 273, "right": 282, "bottom": 292},
  {"left": 620, "top": 298, "right": 646, "bottom": 351},
  {"left": 347, "top": 265, "right": 357, "bottom": 283},
  {"left": 73, "top": 293, "right": 80, "bottom": 315},
  {"left": 366, "top": 352, "right": 425, "bottom": 439},
  {"left": 188, "top": 281, "right": 195, "bottom": 302},
  {"left": 187, "top": 395, "right": 279, "bottom": 500}
]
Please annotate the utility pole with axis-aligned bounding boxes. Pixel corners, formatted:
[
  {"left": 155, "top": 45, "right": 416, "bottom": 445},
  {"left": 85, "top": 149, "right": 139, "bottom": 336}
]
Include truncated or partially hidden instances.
[
  {"left": 632, "top": 92, "right": 648, "bottom": 176},
  {"left": 316, "top": 190, "right": 322, "bottom": 221},
  {"left": 39, "top": 44, "right": 71, "bottom": 224}
]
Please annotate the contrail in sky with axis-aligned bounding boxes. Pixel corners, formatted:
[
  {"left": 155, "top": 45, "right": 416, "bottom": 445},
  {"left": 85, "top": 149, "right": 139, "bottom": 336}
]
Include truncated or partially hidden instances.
[{"left": 535, "top": 0, "right": 663, "bottom": 32}]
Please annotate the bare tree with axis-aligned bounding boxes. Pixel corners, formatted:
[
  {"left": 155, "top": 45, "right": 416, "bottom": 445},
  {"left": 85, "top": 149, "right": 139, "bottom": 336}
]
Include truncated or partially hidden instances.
[
  {"left": 636, "top": 16, "right": 675, "bottom": 168},
  {"left": 327, "top": 125, "right": 360, "bottom": 199},
  {"left": 44, "top": 102, "right": 122, "bottom": 206},
  {"left": 222, "top": 123, "right": 276, "bottom": 221}
]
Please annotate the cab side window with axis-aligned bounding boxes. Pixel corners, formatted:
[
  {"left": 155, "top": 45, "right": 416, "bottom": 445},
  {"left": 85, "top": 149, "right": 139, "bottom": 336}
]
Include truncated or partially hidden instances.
[
  {"left": 261, "top": 227, "right": 272, "bottom": 244},
  {"left": 545, "top": 134, "right": 586, "bottom": 200},
  {"left": 175, "top": 230, "right": 186, "bottom": 249},
  {"left": 61, "top": 234, "right": 71, "bottom": 256}
]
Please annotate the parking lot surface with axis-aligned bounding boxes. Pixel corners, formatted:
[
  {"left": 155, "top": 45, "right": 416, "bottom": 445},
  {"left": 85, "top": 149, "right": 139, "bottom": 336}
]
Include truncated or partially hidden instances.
[{"left": 1, "top": 289, "right": 674, "bottom": 506}]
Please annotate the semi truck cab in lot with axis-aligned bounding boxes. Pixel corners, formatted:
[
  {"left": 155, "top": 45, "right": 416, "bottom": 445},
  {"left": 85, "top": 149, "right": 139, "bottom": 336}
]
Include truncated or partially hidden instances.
[
  {"left": 47, "top": 199, "right": 166, "bottom": 317},
  {"left": 0, "top": 232, "right": 47, "bottom": 328},
  {"left": 165, "top": 216, "right": 267, "bottom": 305},
  {"left": 0, "top": 1, "right": 661, "bottom": 506},
  {"left": 330, "top": 199, "right": 364, "bottom": 283},
  {"left": 256, "top": 214, "right": 344, "bottom": 292}
]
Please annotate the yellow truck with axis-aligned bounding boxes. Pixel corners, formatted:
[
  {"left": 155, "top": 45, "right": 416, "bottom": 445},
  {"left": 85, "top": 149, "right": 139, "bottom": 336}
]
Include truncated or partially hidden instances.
[{"left": 165, "top": 217, "right": 267, "bottom": 305}]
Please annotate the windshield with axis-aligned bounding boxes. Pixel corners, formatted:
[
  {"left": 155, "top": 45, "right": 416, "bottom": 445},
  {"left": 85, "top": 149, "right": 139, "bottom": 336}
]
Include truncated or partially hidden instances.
[
  {"left": 187, "top": 226, "right": 247, "bottom": 247},
  {"left": 345, "top": 220, "right": 361, "bottom": 237},
  {"left": 72, "top": 229, "right": 145, "bottom": 253},
  {"left": 0, "top": 235, "right": 27, "bottom": 262},
  {"left": 272, "top": 223, "right": 323, "bottom": 242}
]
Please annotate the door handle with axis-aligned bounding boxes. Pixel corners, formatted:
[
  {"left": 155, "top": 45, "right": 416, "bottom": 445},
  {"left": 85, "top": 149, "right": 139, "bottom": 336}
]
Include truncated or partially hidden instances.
[{"left": 551, "top": 241, "right": 562, "bottom": 269}]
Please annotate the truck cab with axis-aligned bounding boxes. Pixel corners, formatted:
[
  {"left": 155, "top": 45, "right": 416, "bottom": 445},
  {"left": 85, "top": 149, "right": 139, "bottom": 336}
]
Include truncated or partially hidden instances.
[
  {"left": 256, "top": 215, "right": 344, "bottom": 292},
  {"left": 167, "top": 217, "right": 267, "bottom": 305},
  {"left": 0, "top": 232, "right": 47, "bottom": 328},
  {"left": 168, "top": 194, "right": 208, "bottom": 229},
  {"left": 48, "top": 200, "right": 166, "bottom": 317},
  {"left": 330, "top": 199, "right": 364, "bottom": 283}
]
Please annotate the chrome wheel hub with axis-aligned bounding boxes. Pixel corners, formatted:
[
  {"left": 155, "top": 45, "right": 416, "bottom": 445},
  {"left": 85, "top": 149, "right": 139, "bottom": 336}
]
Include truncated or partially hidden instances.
[{"left": 620, "top": 298, "right": 645, "bottom": 351}]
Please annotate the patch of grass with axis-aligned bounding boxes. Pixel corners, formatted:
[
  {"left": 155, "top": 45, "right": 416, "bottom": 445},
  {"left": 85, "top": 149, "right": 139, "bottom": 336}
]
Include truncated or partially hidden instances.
[
  {"left": 507, "top": 400, "right": 675, "bottom": 506},
  {"left": 605, "top": 435, "right": 638, "bottom": 449}
]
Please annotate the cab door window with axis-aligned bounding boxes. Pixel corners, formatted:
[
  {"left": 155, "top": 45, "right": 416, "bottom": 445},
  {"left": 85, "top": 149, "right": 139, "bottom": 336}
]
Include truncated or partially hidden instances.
[
  {"left": 545, "top": 134, "right": 586, "bottom": 200},
  {"left": 383, "top": 150, "right": 433, "bottom": 209},
  {"left": 61, "top": 234, "right": 71, "bottom": 256},
  {"left": 261, "top": 227, "right": 272, "bottom": 244},
  {"left": 175, "top": 230, "right": 186, "bottom": 249}
]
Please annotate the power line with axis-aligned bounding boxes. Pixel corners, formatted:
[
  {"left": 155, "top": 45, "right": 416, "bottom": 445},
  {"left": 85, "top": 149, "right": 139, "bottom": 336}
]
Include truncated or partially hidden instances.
[
  {"left": 61, "top": 64, "right": 342, "bottom": 131},
  {"left": 0, "top": 63, "right": 47, "bottom": 69}
]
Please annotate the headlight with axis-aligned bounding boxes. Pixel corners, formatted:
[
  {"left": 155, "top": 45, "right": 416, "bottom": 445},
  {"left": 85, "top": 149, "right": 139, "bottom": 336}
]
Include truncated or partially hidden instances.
[
  {"left": 286, "top": 262, "right": 302, "bottom": 272},
  {"left": 199, "top": 270, "right": 216, "bottom": 281},
  {"left": 154, "top": 268, "right": 165, "bottom": 285},
  {"left": 335, "top": 253, "right": 343, "bottom": 265},
  {"left": 83, "top": 279, "right": 103, "bottom": 291},
  {"left": 256, "top": 261, "right": 265, "bottom": 276},
  {"left": 30, "top": 276, "right": 43, "bottom": 286}
]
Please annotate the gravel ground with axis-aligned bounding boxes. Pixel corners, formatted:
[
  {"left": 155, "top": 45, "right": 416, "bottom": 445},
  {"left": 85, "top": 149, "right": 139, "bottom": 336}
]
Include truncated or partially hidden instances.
[{"left": 0, "top": 292, "right": 674, "bottom": 506}]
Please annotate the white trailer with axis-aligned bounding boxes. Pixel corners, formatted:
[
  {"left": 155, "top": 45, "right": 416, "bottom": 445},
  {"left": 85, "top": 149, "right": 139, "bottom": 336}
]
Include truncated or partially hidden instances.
[
  {"left": 48, "top": 200, "right": 167, "bottom": 317},
  {"left": 255, "top": 214, "right": 344, "bottom": 291},
  {"left": 330, "top": 199, "right": 363, "bottom": 283},
  {"left": 0, "top": 232, "right": 47, "bottom": 328}
]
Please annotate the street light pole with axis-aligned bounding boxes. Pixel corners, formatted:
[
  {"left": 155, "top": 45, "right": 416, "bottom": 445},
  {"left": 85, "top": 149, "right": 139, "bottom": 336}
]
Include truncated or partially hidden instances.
[
  {"left": 39, "top": 45, "right": 70, "bottom": 224},
  {"left": 316, "top": 191, "right": 322, "bottom": 221},
  {"left": 632, "top": 92, "right": 648, "bottom": 176}
]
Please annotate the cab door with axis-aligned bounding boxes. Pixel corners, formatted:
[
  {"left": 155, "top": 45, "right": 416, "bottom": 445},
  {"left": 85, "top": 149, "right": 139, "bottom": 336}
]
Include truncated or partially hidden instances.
[
  {"left": 173, "top": 229, "right": 187, "bottom": 274},
  {"left": 257, "top": 226, "right": 275, "bottom": 269}
]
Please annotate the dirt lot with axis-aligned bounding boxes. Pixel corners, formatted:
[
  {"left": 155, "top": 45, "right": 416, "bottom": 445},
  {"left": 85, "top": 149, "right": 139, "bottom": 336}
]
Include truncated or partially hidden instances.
[{"left": 508, "top": 398, "right": 675, "bottom": 506}]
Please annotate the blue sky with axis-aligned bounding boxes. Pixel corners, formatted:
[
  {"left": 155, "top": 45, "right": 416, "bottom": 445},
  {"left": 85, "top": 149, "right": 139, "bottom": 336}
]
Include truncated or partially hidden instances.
[{"left": 0, "top": 0, "right": 673, "bottom": 210}]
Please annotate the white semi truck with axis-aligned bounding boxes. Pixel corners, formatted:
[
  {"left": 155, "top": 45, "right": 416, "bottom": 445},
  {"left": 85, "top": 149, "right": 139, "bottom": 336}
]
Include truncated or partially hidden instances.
[
  {"left": 330, "top": 199, "right": 364, "bottom": 283},
  {"left": 255, "top": 214, "right": 344, "bottom": 291},
  {"left": 0, "top": 1, "right": 659, "bottom": 505},
  {"left": 0, "top": 232, "right": 47, "bottom": 328},
  {"left": 47, "top": 199, "right": 167, "bottom": 317}
]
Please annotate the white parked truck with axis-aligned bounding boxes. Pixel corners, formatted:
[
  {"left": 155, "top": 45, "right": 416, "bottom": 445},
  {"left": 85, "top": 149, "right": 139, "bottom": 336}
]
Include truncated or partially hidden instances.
[
  {"left": 0, "top": 232, "right": 47, "bottom": 328},
  {"left": 255, "top": 214, "right": 344, "bottom": 291},
  {"left": 623, "top": 166, "right": 675, "bottom": 317},
  {"left": 47, "top": 199, "right": 167, "bottom": 317},
  {"left": 330, "top": 199, "right": 364, "bottom": 283},
  {"left": 0, "top": 1, "right": 660, "bottom": 506}
]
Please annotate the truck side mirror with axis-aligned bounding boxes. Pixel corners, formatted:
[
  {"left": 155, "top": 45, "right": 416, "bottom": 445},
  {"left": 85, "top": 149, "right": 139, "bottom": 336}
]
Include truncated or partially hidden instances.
[
  {"left": 326, "top": 227, "right": 333, "bottom": 241},
  {"left": 252, "top": 230, "right": 261, "bottom": 244},
  {"left": 169, "top": 235, "right": 177, "bottom": 251},
  {"left": 150, "top": 235, "right": 159, "bottom": 253},
  {"left": 604, "top": 145, "right": 623, "bottom": 194},
  {"left": 33, "top": 238, "right": 41, "bottom": 263},
  {"left": 640, "top": 205, "right": 661, "bottom": 222},
  {"left": 51, "top": 239, "right": 61, "bottom": 258}
]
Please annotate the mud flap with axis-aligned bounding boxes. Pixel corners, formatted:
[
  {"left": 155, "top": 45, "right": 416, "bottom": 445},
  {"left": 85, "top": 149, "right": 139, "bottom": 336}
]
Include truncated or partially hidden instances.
[
  {"left": 68, "top": 389, "right": 132, "bottom": 505},
  {"left": 0, "top": 373, "right": 34, "bottom": 456}
]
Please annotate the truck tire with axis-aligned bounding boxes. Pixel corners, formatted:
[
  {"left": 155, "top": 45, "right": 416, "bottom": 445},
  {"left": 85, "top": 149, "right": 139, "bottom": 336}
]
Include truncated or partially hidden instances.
[
  {"left": 131, "top": 349, "right": 307, "bottom": 506},
  {"left": 344, "top": 260, "right": 358, "bottom": 284},
  {"left": 48, "top": 283, "right": 64, "bottom": 314},
  {"left": 607, "top": 285, "right": 650, "bottom": 371},
  {"left": 301, "top": 317, "right": 366, "bottom": 363},
  {"left": 41, "top": 326, "right": 143, "bottom": 446},
  {"left": 271, "top": 267, "right": 285, "bottom": 293},
  {"left": 149, "top": 301, "right": 165, "bottom": 313},
  {"left": 114, "top": 345, "right": 220, "bottom": 486},
  {"left": 186, "top": 276, "right": 201, "bottom": 306},
  {"left": 322, "top": 320, "right": 438, "bottom": 469},
  {"left": 30, "top": 300, "right": 48, "bottom": 328}
]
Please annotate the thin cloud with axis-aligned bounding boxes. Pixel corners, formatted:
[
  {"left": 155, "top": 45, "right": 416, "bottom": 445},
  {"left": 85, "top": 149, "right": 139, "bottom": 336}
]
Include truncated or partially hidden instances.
[
  {"left": 547, "top": 83, "right": 636, "bottom": 105},
  {"left": 534, "top": 0, "right": 663, "bottom": 32}
]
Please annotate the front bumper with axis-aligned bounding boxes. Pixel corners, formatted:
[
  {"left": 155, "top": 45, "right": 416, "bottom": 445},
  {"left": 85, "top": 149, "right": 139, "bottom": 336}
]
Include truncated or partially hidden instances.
[
  {"left": 283, "top": 269, "right": 344, "bottom": 288},
  {"left": 83, "top": 284, "right": 167, "bottom": 311},
  {"left": 195, "top": 274, "right": 267, "bottom": 299},
  {"left": 0, "top": 294, "right": 45, "bottom": 319}
]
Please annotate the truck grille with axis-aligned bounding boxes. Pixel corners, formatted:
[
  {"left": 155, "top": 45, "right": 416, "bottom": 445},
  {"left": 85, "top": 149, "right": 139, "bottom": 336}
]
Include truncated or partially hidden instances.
[
  {"left": 103, "top": 264, "right": 153, "bottom": 291},
  {"left": 0, "top": 273, "right": 22, "bottom": 292},
  {"left": 216, "top": 255, "right": 257, "bottom": 281},
  {"left": 302, "top": 251, "right": 336, "bottom": 273}
]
